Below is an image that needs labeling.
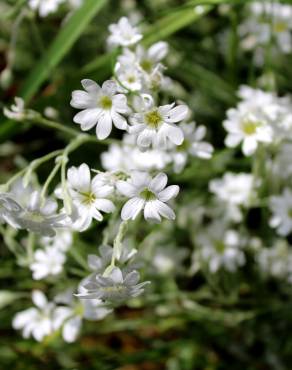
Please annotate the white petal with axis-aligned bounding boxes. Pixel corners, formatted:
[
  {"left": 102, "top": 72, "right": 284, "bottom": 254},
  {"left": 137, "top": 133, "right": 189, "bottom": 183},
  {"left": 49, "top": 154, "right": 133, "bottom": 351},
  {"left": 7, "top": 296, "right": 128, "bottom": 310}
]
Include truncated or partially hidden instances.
[
  {"left": 81, "top": 79, "right": 100, "bottom": 93},
  {"left": 148, "top": 41, "right": 168, "bottom": 62},
  {"left": 94, "top": 199, "right": 115, "bottom": 213},
  {"left": 116, "top": 181, "right": 137, "bottom": 197},
  {"left": 102, "top": 80, "right": 117, "bottom": 96},
  {"left": 63, "top": 316, "right": 82, "bottom": 343},
  {"left": 242, "top": 138, "right": 257, "bottom": 156},
  {"left": 111, "top": 111, "right": 128, "bottom": 130},
  {"left": 137, "top": 129, "right": 155, "bottom": 149},
  {"left": 70, "top": 90, "right": 93, "bottom": 109},
  {"left": 143, "top": 200, "right": 161, "bottom": 222},
  {"left": 110, "top": 267, "right": 124, "bottom": 283},
  {"left": 32, "top": 290, "right": 47, "bottom": 309},
  {"left": 164, "top": 123, "right": 184, "bottom": 145},
  {"left": 158, "top": 185, "right": 179, "bottom": 201},
  {"left": 165, "top": 105, "right": 188, "bottom": 123},
  {"left": 96, "top": 113, "right": 112, "bottom": 140},
  {"left": 148, "top": 173, "right": 168, "bottom": 193},
  {"left": 73, "top": 108, "right": 101, "bottom": 131},
  {"left": 155, "top": 201, "right": 176, "bottom": 220},
  {"left": 121, "top": 197, "right": 145, "bottom": 220}
]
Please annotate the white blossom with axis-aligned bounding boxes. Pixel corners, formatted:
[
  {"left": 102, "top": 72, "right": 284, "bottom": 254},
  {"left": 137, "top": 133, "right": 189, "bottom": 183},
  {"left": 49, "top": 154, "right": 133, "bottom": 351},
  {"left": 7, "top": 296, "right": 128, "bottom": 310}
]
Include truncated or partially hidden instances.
[
  {"left": 170, "top": 122, "right": 213, "bottom": 173},
  {"left": 28, "top": 0, "right": 65, "bottom": 17},
  {"left": 107, "top": 17, "right": 142, "bottom": 47},
  {"left": 269, "top": 188, "right": 292, "bottom": 236},
  {"left": 117, "top": 171, "right": 179, "bottom": 222},
  {"left": 209, "top": 172, "right": 254, "bottom": 222},
  {"left": 101, "top": 134, "right": 172, "bottom": 173},
  {"left": 195, "top": 224, "right": 246, "bottom": 273},
  {"left": 129, "top": 95, "right": 188, "bottom": 151},
  {"left": 70, "top": 79, "right": 130, "bottom": 140},
  {"left": 30, "top": 246, "right": 66, "bottom": 280},
  {"left": 3, "top": 181, "right": 67, "bottom": 237},
  {"left": 66, "top": 164, "right": 115, "bottom": 231},
  {"left": 77, "top": 267, "right": 150, "bottom": 303},
  {"left": 13, "top": 290, "right": 56, "bottom": 341}
]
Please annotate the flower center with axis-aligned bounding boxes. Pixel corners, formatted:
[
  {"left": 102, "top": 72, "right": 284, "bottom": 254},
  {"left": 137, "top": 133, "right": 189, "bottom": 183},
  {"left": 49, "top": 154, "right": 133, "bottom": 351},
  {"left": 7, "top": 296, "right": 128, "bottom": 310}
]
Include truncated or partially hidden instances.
[
  {"left": 274, "top": 21, "right": 287, "bottom": 33},
  {"left": 81, "top": 192, "right": 96, "bottom": 205},
  {"left": 140, "top": 189, "right": 156, "bottom": 201},
  {"left": 215, "top": 241, "right": 226, "bottom": 254},
  {"left": 177, "top": 139, "right": 190, "bottom": 152},
  {"left": 23, "top": 211, "right": 45, "bottom": 223},
  {"left": 140, "top": 59, "right": 152, "bottom": 73},
  {"left": 288, "top": 209, "right": 292, "bottom": 218},
  {"left": 241, "top": 119, "right": 259, "bottom": 135},
  {"left": 99, "top": 96, "right": 112, "bottom": 110},
  {"left": 145, "top": 109, "right": 162, "bottom": 129}
]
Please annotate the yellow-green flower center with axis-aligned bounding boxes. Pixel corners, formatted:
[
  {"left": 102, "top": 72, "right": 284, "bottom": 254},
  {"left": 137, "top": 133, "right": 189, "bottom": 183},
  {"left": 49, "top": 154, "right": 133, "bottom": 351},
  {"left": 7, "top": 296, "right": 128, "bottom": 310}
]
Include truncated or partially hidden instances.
[
  {"left": 140, "top": 59, "right": 153, "bottom": 73},
  {"left": 241, "top": 119, "right": 259, "bottom": 135},
  {"left": 140, "top": 189, "right": 156, "bottom": 201},
  {"left": 99, "top": 95, "right": 112, "bottom": 110},
  {"left": 215, "top": 241, "right": 226, "bottom": 254},
  {"left": 145, "top": 109, "right": 162, "bottom": 129},
  {"left": 274, "top": 21, "right": 287, "bottom": 33},
  {"left": 81, "top": 192, "right": 96, "bottom": 205},
  {"left": 288, "top": 209, "right": 292, "bottom": 218},
  {"left": 24, "top": 211, "right": 45, "bottom": 223}
]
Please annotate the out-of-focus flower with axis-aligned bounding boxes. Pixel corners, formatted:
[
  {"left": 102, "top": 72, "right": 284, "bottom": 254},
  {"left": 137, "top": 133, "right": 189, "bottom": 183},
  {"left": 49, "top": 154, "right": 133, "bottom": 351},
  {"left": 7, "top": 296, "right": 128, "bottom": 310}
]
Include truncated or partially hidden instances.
[
  {"left": 108, "top": 17, "right": 142, "bottom": 47},
  {"left": 3, "top": 97, "right": 25, "bottom": 121},
  {"left": 194, "top": 224, "right": 246, "bottom": 273},
  {"left": 12, "top": 290, "right": 56, "bottom": 341},
  {"left": 269, "top": 188, "right": 292, "bottom": 236},
  {"left": 28, "top": 0, "right": 65, "bottom": 17},
  {"left": 30, "top": 246, "right": 66, "bottom": 280},
  {"left": 170, "top": 122, "right": 213, "bottom": 173},
  {"left": 77, "top": 267, "right": 149, "bottom": 303},
  {"left": 101, "top": 134, "right": 172, "bottom": 173},
  {"left": 3, "top": 181, "right": 67, "bottom": 237}
]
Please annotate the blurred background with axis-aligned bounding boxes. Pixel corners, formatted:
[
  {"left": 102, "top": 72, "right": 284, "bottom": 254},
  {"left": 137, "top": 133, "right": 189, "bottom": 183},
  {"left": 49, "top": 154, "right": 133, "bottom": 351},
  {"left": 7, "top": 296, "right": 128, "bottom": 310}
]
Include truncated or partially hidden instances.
[{"left": 1, "top": 0, "right": 292, "bottom": 369}]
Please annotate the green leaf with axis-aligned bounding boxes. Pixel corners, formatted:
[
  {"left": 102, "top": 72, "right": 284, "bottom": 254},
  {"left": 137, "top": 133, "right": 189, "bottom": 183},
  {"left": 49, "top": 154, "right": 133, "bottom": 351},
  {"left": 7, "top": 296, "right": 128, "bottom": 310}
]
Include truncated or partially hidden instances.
[
  {"left": 0, "top": 0, "right": 107, "bottom": 141},
  {"left": 83, "top": 4, "right": 213, "bottom": 75},
  {"left": 0, "top": 291, "right": 26, "bottom": 310},
  {"left": 20, "top": 0, "right": 107, "bottom": 101}
]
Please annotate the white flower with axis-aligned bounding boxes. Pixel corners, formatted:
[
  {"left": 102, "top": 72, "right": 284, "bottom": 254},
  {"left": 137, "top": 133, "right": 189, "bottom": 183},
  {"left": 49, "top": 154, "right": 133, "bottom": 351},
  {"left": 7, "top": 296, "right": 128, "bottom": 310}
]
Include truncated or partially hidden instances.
[
  {"left": 101, "top": 134, "right": 172, "bottom": 173},
  {"left": 3, "top": 97, "right": 25, "bottom": 120},
  {"left": 209, "top": 172, "right": 254, "bottom": 206},
  {"left": 129, "top": 95, "right": 188, "bottom": 151},
  {"left": 28, "top": 0, "right": 65, "bottom": 17},
  {"left": 3, "top": 181, "right": 67, "bottom": 237},
  {"left": 107, "top": 17, "right": 142, "bottom": 47},
  {"left": 223, "top": 105, "right": 273, "bottom": 156},
  {"left": 53, "top": 289, "right": 111, "bottom": 343},
  {"left": 66, "top": 164, "right": 115, "bottom": 231},
  {"left": 269, "top": 188, "right": 292, "bottom": 236},
  {"left": 117, "top": 171, "right": 179, "bottom": 222},
  {"left": 195, "top": 224, "right": 246, "bottom": 273},
  {"left": 240, "top": 2, "right": 292, "bottom": 54},
  {"left": 70, "top": 79, "right": 130, "bottom": 140},
  {"left": 209, "top": 172, "right": 254, "bottom": 222},
  {"left": 77, "top": 267, "right": 150, "bottom": 303},
  {"left": 256, "top": 240, "right": 292, "bottom": 283},
  {"left": 13, "top": 290, "right": 56, "bottom": 341},
  {"left": 41, "top": 229, "right": 73, "bottom": 252},
  {"left": 170, "top": 122, "right": 213, "bottom": 173},
  {"left": 30, "top": 246, "right": 66, "bottom": 280}
]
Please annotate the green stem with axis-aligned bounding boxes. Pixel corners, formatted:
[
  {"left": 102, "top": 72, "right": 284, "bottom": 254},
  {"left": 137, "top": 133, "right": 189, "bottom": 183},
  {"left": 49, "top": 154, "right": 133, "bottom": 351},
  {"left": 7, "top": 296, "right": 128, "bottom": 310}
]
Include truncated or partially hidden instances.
[{"left": 40, "top": 160, "right": 62, "bottom": 202}]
